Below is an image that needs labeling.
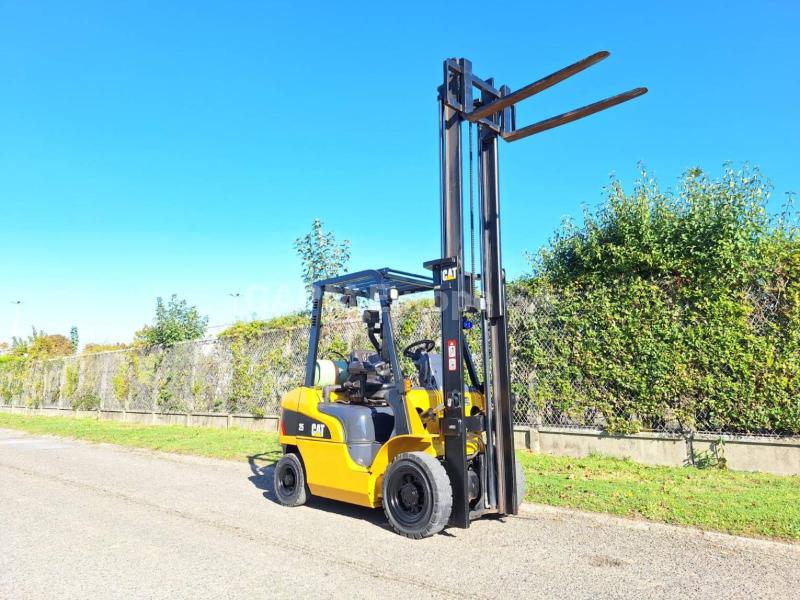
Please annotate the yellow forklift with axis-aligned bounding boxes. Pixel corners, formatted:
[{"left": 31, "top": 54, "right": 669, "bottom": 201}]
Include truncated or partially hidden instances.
[{"left": 274, "top": 52, "right": 646, "bottom": 537}]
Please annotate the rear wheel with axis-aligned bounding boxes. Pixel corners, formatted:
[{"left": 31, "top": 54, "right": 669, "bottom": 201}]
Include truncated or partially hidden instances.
[
  {"left": 274, "top": 453, "right": 308, "bottom": 507},
  {"left": 382, "top": 452, "right": 452, "bottom": 539}
]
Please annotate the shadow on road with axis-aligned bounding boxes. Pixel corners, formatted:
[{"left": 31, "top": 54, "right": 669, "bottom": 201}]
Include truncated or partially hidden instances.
[{"left": 246, "top": 453, "right": 389, "bottom": 529}]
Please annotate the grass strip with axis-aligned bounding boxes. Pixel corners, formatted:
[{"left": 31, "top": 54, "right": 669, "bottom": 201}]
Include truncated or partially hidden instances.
[
  {"left": 0, "top": 413, "right": 282, "bottom": 462},
  {"left": 517, "top": 451, "right": 800, "bottom": 540}
]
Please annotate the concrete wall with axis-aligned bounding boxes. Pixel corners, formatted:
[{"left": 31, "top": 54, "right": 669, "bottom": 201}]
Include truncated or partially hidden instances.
[
  {"left": 1, "top": 405, "right": 797, "bottom": 476},
  {"left": 0, "top": 405, "right": 279, "bottom": 434},
  {"left": 517, "top": 426, "right": 800, "bottom": 477},
  {"left": 533, "top": 429, "right": 687, "bottom": 466}
]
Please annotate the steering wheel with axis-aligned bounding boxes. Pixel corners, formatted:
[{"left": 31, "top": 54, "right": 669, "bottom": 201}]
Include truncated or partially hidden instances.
[{"left": 402, "top": 339, "right": 435, "bottom": 359}]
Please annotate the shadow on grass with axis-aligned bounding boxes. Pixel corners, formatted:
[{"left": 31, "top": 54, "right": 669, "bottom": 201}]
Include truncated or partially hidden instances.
[{"left": 246, "top": 452, "right": 389, "bottom": 529}]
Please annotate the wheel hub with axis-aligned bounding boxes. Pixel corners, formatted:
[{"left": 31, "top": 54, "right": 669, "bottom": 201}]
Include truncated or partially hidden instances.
[
  {"left": 281, "top": 468, "right": 296, "bottom": 491},
  {"left": 400, "top": 482, "right": 419, "bottom": 507}
]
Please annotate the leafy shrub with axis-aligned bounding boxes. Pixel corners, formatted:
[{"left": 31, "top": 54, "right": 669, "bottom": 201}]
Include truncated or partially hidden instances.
[
  {"left": 63, "top": 363, "right": 79, "bottom": 401},
  {"left": 113, "top": 362, "right": 130, "bottom": 406},
  {"left": 514, "top": 165, "right": 800, "bottom": 435},
  {"left": 72, "top": 392, "right": 101, "bottom": 411},
  {"left": 0, "top": 356, "right": 27, "bottom": 404},
  {"left": 29, "top": 334, "right": 74, "bottom": 358},
  {"left": 218, "top": 313, "right": 310, "bottom": 341},
  {"left": 84, "top": 343, "right": 131, "bottom": 354}
]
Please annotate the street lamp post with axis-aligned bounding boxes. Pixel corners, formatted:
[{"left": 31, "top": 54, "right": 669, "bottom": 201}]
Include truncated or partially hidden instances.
[
  {"left": 9, "top": 300, "right": 22, "bottom": 342},
  {"left": 229, "top": 293, "right": 241, "bottom": 323}
]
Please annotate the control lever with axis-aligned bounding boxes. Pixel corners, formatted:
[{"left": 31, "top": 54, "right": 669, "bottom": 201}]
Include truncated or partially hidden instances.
[{"left": 420, "top": 402, "right": 446, "bottom": 422}]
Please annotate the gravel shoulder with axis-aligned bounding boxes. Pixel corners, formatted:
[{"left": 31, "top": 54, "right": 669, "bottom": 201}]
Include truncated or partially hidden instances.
[{"left": 1, "top": 429, "right": 798, "bottom": 600}]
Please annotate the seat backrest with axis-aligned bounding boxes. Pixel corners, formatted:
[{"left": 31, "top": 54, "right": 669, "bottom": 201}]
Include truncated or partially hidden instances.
[
  {"left": 317, "top": 403, "right": 395, "bottom": 467},
  {"left": 418, "top": 353, "right": 443, "bottom": 389},
  {"left": 318, "top": 403, "right": 395, "bottom": 442}
]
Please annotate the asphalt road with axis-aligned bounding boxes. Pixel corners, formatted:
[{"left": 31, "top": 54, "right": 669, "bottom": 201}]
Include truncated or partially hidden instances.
[{"left": 1, "top": 429, "right": 798, "bottom": 600}]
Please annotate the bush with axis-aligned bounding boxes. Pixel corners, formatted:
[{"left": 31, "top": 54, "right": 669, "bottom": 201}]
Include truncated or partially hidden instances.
[
  {"left": 84, "top": 343, "right": 131, "bottom": 354},
  {"left": 72, "top": 392, "right": 101, "bottom": 411},
  {"left": 218, "top": 313, "right": 310, "bottom": 341},
  {"left": 29, "top": 334, "right": 74, "bottom": 358},
  {"left": 63, "top": 364, "right": 79, "bottom": 401},
  {"left": 515, "top": 165, "right": 800, "bottom": 435},
  {"left": 0, "top": 356, "right": 27, "bottom": 405}
]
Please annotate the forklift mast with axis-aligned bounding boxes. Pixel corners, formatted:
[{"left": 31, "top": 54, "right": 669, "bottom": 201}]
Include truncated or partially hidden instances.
[{"left": 426, "top": 52, "right": 647, "bottom": 527}]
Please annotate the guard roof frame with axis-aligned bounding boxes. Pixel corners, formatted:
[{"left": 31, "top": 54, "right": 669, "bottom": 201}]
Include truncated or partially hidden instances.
[{"left": 314, "top": 268, "right": 435, "bottom": 299}]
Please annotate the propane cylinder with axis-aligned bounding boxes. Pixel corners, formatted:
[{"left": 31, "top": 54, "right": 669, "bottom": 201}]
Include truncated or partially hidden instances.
[{"left": 313, "top": 359, "right": 349, "bottom": 387}]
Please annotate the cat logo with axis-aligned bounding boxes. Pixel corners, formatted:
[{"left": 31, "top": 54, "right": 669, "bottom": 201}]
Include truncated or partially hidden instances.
[
  {"left": 443, "top": 266, "right": 457, "bottom": 281},
  {"left": 311, "top": 423, "right": 326, "bottom": 438}
]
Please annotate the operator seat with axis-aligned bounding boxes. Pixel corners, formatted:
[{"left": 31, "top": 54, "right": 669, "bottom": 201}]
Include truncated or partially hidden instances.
[
  {"left": 416, "top": 353, "right": 443, "bottom": 390},
  {"left": 317, "top": 350, "right": 396, "bottom": 467}
]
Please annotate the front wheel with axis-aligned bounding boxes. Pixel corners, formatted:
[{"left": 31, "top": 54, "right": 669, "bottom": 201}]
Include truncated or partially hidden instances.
[
  {"left": 382, "top": 452, "right": 452, "bottom": 539},
  {"left": 273, "top": 453, "right": 308, "bottom": 507}
]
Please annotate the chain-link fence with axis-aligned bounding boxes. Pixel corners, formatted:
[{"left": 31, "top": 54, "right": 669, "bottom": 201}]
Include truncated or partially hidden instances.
[
  {"left": 0, "top": 313, "right": 442, "bottom": 418},
  {"left": 2, "top": 301, "right": 797, "bottom": 440},
  {"left": 504, "top": 289, "right": 800, "bottom": 439}
]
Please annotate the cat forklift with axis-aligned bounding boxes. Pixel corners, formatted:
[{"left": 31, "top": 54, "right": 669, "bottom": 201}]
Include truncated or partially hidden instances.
[{"left": 275, "top": 52, "right": 646, "bottom": 537}]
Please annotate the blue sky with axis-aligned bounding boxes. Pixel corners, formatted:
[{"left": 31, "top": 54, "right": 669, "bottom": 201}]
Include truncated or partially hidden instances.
[{"left": 2, "top": 1, "right": 798, "bottom": 345}]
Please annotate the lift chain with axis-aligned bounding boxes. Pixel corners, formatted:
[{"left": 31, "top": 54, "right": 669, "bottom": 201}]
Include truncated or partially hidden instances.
[{"left": 468, "top": 121, "right": 476, "bottom": 296}]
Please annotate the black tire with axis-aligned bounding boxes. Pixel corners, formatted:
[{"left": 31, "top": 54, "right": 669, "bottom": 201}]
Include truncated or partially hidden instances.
[
  {"left": 382, "top": 452, "right": 452, "bottom": 539},
  {"left": 515, "top": 459, "right": 526, "bottom": 511},
  {"left": 274, "top": 452, "right": 308, "bottom": 507}
]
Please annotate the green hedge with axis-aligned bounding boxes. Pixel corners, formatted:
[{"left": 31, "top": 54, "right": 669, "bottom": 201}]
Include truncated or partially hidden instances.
[{"left": 512, "top": 166, "right": 800, "bottom": 435}]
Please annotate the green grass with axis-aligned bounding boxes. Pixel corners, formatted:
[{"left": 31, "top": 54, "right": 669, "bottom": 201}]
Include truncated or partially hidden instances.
[
  {"left": 517, "top": 451, "right": 800, "bottom": 541},
  {"left": 0, "top": 413, "right": 282, "bottom": 463},
  {"left": 1, "top": 413, "right": 798, "bottom": 541}
]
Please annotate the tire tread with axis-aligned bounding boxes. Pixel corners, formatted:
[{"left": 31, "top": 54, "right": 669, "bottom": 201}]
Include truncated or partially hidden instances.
[
  {"left": 382, "top": 451, "right": 453, "bottom": 539},
  {"left": 274, "top": 452, "right": 308, "bottom": 507}
]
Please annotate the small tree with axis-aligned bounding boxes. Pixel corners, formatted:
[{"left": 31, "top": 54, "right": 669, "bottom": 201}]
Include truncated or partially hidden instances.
[
  {"left": 134, "top": 295, "right": 208, "bottom": 348},
  {"left": 69, "top": 326, "right": 79, "bottom": 353},
  {"left": 294, "top": 219, "right": 351, "bottom": 307}
]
